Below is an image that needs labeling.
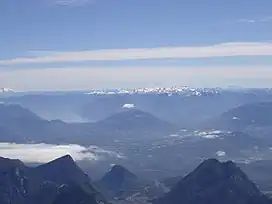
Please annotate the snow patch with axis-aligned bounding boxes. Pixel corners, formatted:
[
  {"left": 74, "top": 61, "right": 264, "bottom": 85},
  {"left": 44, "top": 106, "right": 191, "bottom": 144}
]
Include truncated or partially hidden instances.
[
  {"left": 122, "top": 104, "right": 136, "bottom": 109},
  {"left": 197, "top": 130, "right": 222, "bottom": 139},
  {"left": 209, "top": 130, "right": 222, "bottom": 134},
  {"left": 169, "top": 134, "right": 179, "bottom": 137},
  {"left": 0, "top": 88, "right": 15, "bottom": 93},
  {"left": 216, "top": 151, "right": 226, "bottom": 157},
  {"left": 84, "top": 87, "right": 222, "bottom": 96},
  {"left": 203, "top": 135, "right": 219, "bottom": 139}
]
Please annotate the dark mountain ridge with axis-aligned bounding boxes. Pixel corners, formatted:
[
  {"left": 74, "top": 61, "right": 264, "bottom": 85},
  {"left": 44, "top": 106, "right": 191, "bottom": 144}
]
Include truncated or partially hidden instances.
[
  {"left": 96, "top": 165, "right": 142, "bottom": 199},
  {"left": 154, "top": 159, "right": 271, "bottom": 204},
  {"left": 0, "top": 155, "right": 105, "bottom": 204}
]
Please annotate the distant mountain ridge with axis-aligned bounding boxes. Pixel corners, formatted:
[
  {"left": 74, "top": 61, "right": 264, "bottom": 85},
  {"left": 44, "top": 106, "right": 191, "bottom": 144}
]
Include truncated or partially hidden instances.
[
  {"left": 3, "top": 87, "right": 272, "bottom": 126},
  {"left": 0, "top": 104, "right": 177, "bottom": 144},
  {"left": 85, "top": 87, "right": 223, "bottom": 96},
  {"left": 209, "top": 102, "right": 272, "bottom": 130},
  {"left": 96, "top": 109, "right": 176, "bottom": 132},
  {"left": 84, "top": 87, "right": 272, "bottom": 96}
]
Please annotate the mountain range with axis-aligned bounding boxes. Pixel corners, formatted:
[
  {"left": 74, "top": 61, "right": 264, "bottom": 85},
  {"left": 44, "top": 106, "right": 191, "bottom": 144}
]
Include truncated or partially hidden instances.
[
  {"left": 1, "top": 154, "right": 271, "bottom": 204},
  {"left": 84, "top": 87, "right": 272, "bottom": 96},
  {"left": 3, "top": 88, "right": 272, "bottom": 126},
  {"left": 0, "top": 104, "right": 177, "bottom": 144},
  {"left": 4, "top": 92, "right": 272, "bottom": 144}
]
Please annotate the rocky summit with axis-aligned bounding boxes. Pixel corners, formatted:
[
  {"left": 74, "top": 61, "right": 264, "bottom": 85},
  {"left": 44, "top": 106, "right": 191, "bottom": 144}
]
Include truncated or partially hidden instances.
[{"left": 154, "top": 159, "right": 271, "bottom": 204}]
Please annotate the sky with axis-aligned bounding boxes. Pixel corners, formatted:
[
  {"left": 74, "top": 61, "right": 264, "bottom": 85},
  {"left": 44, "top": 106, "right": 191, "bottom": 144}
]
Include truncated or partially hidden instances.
[{"left": 0, "top": 0, "right": 272, "bottom": 90}]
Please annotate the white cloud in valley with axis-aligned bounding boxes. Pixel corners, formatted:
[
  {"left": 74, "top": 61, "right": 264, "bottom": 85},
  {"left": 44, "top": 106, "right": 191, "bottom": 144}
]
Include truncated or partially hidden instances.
[{"left": 0, "top": 143, "right": 125, "bottom": 163}]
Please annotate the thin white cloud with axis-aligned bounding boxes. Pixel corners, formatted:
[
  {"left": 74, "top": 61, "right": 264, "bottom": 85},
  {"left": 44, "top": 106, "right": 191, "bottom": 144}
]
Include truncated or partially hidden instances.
[
  {"left": 237, "top": 19, "right": 257, "bottom": 23},
  {"left": 261, "top": 16, "right": 272, "bottom": 22},
  {"left": 0, "top": 143, "right": 125, "bottom": 163},
  {"left": 237, "top": 16, "right": 272, "bottom": 24},
  {"left": 1, "top": 42, "right": 272, "bottom": 65},
  {"left": 54, "top": 0, "right": 94, "bottom": 6},
  {"left": 1, "top": 66, "right": 272, "bottom": 91}
]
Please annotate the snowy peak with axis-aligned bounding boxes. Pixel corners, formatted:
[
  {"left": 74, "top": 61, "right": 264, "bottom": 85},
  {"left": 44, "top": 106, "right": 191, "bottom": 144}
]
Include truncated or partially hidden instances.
[
  {"left": 0, "top": 88, "right": 15, "bottom": 93},
  {"left": 85, "top": 87, "right": 272, "bottom": 96},
  {"left": 85, "top": 86, "right": 223, "bottom": 96}
]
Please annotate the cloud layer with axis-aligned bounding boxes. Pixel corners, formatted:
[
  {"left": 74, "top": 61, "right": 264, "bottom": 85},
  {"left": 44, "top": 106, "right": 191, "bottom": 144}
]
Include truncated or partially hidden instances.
[
  {"left": 0, "top": 143, "right": 125, "bottom": 163},
  {"left": 1, "top": 66, "right": 272, "bottom": 91},
  {"left": 237, "top": 16, "right": 272, "bottom": 24},
  {"left": 54, "top": 0, "right": 94, "bottom": 6},
  {"left": 1, "top": 42, "right": 272, "bottom": 65}
]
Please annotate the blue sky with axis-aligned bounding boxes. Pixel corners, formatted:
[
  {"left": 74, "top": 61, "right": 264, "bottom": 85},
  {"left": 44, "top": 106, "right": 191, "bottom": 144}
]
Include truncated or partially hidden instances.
[{"left": 0, "top": 0, "right": 272, "bottom": 90}]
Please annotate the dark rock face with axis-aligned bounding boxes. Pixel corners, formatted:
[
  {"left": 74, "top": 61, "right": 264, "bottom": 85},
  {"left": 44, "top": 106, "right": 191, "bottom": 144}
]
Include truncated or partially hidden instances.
[
  {"left": 154, "top": 159, "right": 271, "bottom": 204},
  {"left": 0, "top": 157, "right": 28, "bottom": 204},
  {"left": 0, "top": 155, "right": 105, "bottom": 204},
  {"left": 1, "top": 154, "right": 272, "bottom": 204},
  {"left": 36, "top": 155, "right": 89, "bottom": 185},
  {"left": 96, "top": 165, "right": 141, "bottom": 199},
  {"left": 52, "top": 185, "right": 100, "bottom": 204}
]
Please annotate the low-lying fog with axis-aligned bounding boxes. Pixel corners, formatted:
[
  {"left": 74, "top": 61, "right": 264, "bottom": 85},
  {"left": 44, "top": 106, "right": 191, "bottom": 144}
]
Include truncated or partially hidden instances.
[{"left": 0, "top": 143, "right": 125, "bottom": 163}]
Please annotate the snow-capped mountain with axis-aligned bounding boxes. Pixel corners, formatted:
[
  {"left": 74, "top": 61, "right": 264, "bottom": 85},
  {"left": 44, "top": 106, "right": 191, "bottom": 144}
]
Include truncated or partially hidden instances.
[
  {"left": 85, "top": 86, "right": 223, "bottom": 96},
  {"left": 0, "top": 88, "right": 15, "bottom": 93},
  {"left": 85, "top": 87, "right": 272, "bottom": 97}
]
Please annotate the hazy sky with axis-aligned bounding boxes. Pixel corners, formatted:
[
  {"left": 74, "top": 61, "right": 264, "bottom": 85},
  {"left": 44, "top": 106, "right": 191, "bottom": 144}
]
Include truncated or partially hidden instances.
[{"left": 0, "top": 0, "right": 272, "bottom": 90}]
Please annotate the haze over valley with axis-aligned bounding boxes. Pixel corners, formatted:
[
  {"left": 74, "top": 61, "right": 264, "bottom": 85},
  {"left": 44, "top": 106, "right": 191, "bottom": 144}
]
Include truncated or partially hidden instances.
[{"left": 2, "top": 88, "right": 272, "bottom": 203}]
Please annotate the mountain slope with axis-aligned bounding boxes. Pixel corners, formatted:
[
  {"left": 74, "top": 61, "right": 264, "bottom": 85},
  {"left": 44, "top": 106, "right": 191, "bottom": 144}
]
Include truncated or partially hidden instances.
[
  {"left": 97, "top": 109, "right": 174, "bottom": 129},
  {"left": 36, "top": 155, "right": 91, "bottom": 185},
  {"left": 0, "top": 155, "right": 105, "bottom": 204},
  {"left": 96, "top": 165, "right": 141, "bottom": 199},
  {"left": 0, "top": 157, "right": 29, "bottom": 204},
  {"left": 0, "top": 103, "right": 44, "bottom": 125},
  {"left": 210, "top": 102, "right": 272, "bottom": 130},
  {"left": 154, "top": 159, "right": 271, "bottom": 204},
  {"left": 93, "top": 109, "right": 177, "bottom": 140},
  {"left": 52, "top": 185, "right": 100, "bottom": 204},
  {"left": 0, "top": 104, "right": 92, "bottom": 144},
  {"left": 0, "top": 104, "right": 50, "bottom": 142}
]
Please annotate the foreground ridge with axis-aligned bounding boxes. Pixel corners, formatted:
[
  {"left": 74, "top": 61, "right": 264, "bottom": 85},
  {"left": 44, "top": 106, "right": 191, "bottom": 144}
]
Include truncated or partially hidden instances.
[{"left": 154, "top": 158, "right": 271, "bottom": 204}]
